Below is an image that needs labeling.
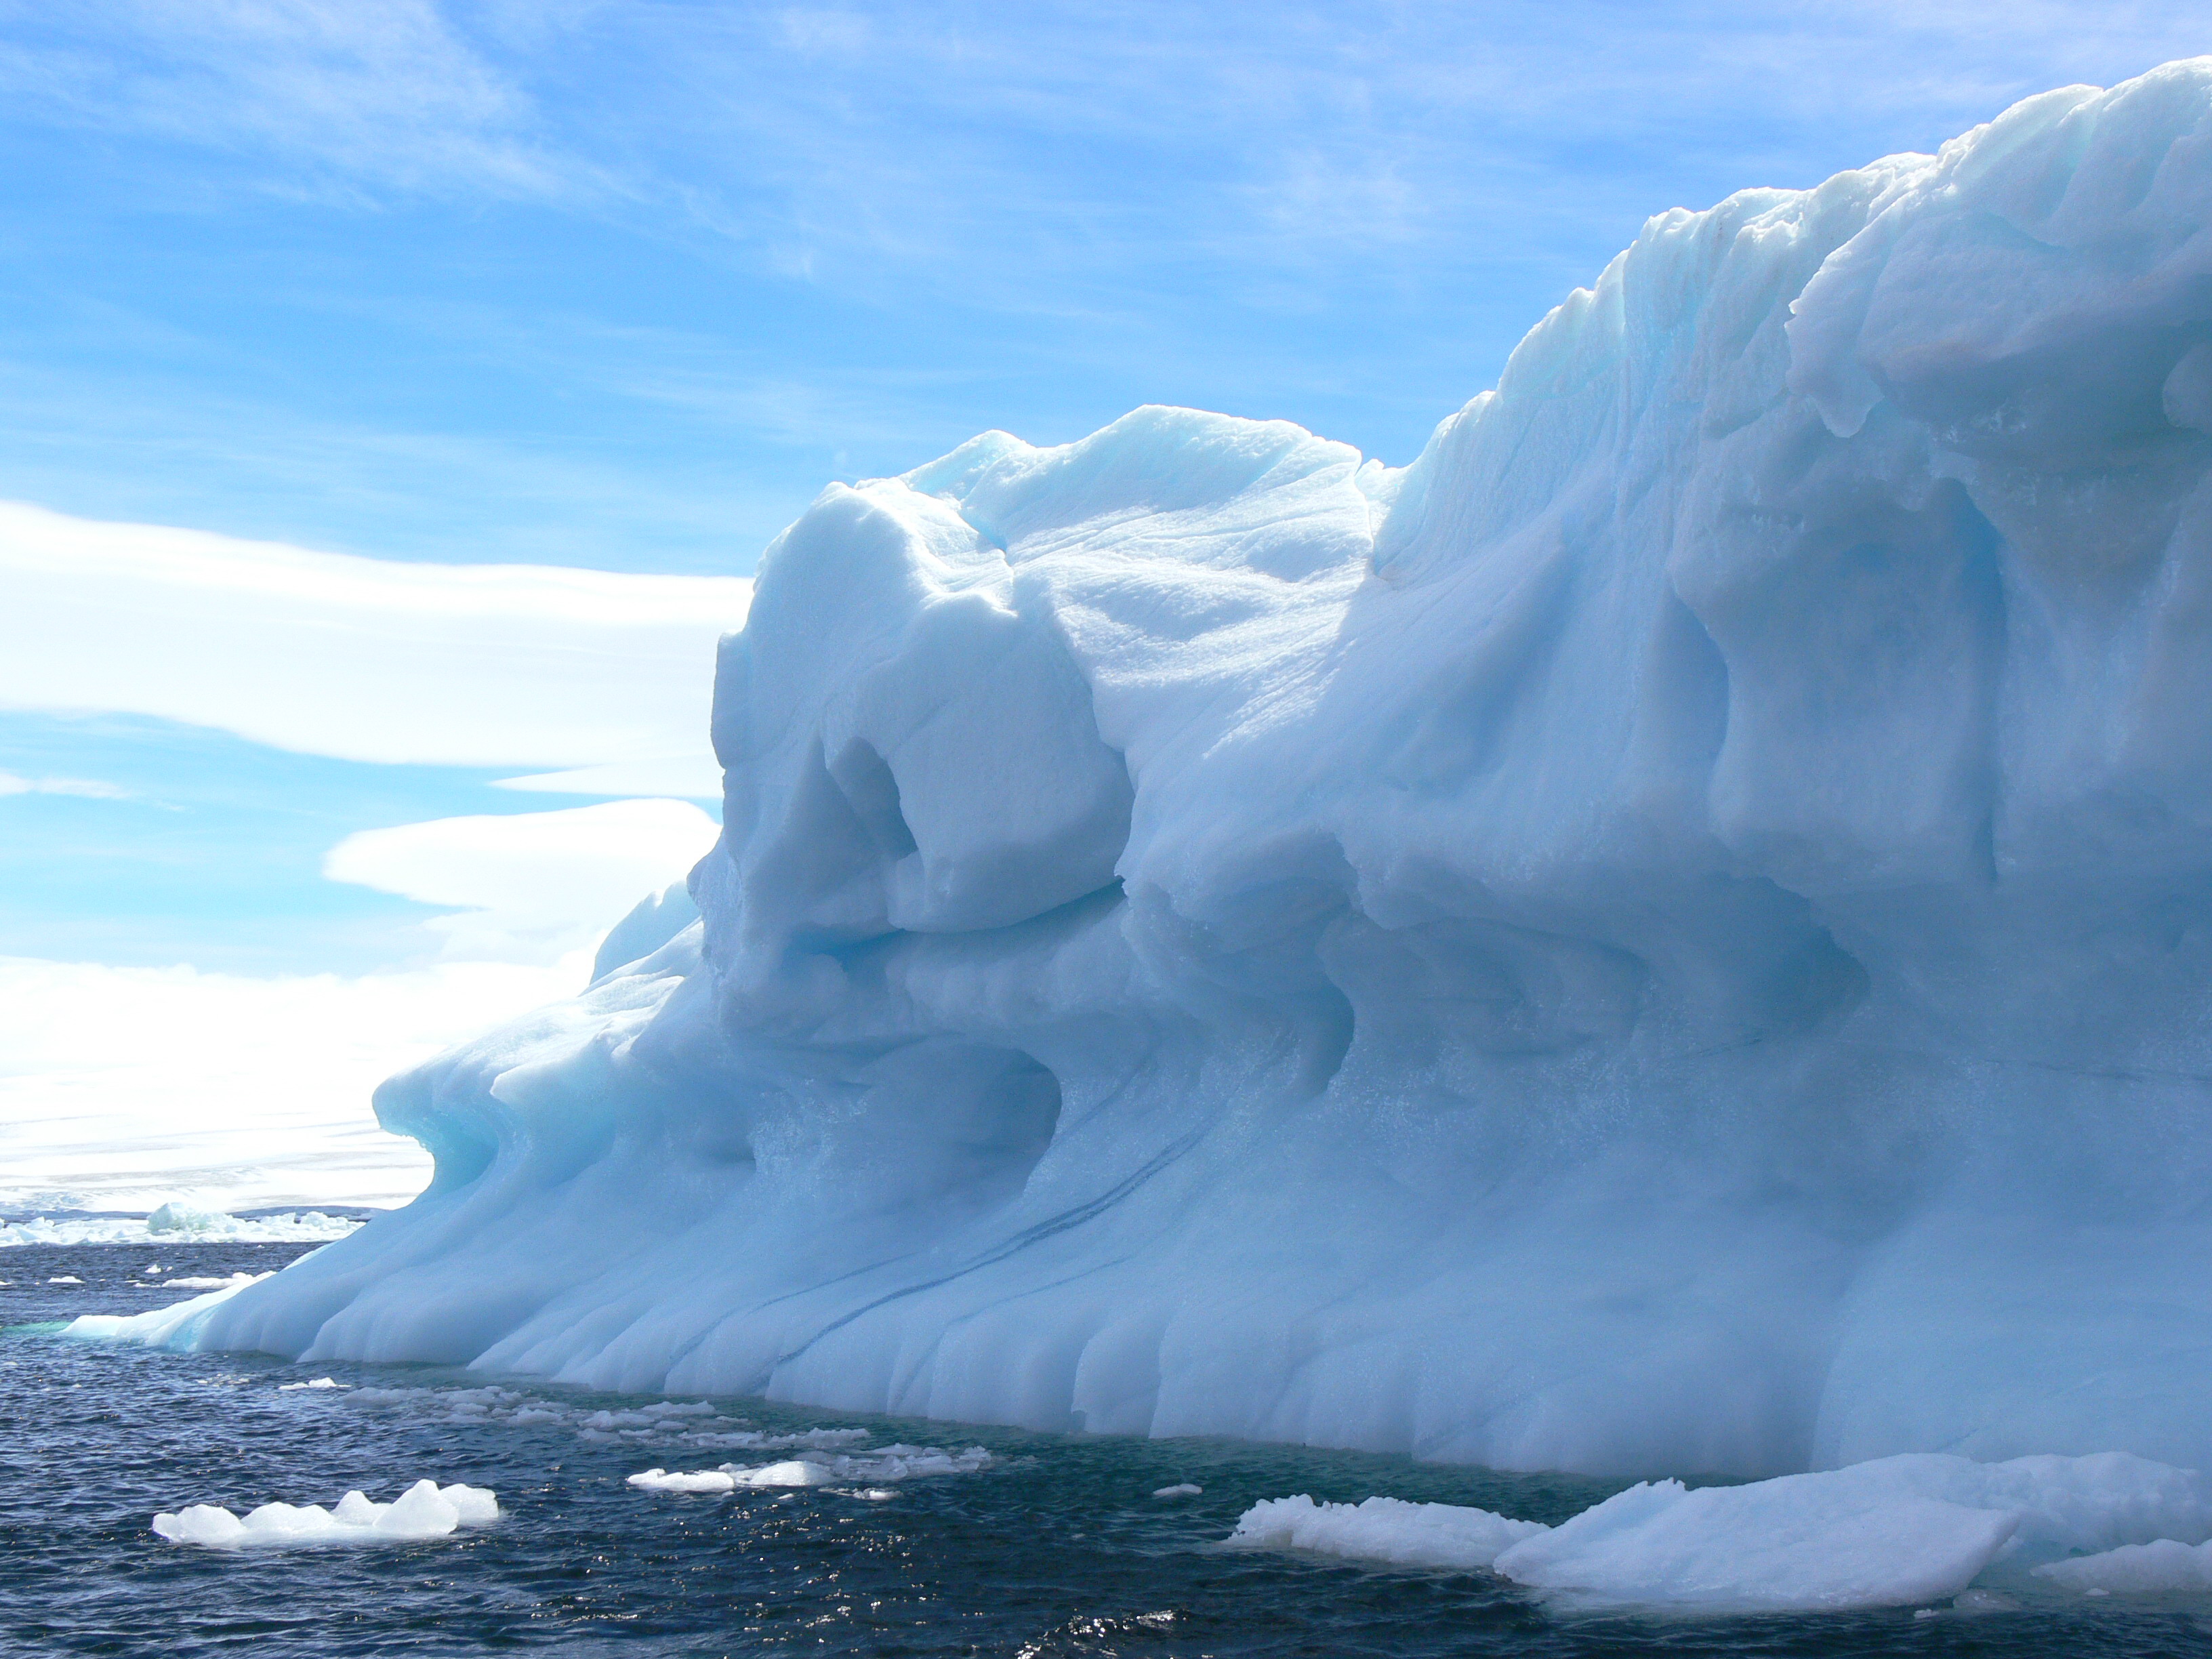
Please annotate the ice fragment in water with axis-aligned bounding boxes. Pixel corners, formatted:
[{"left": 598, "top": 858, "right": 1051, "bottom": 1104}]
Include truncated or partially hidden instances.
[
  {"left": 151, "top": 1481, "right": 497, "bottom": 1549},
  {"left": 1233, "top": 1451, "right": 2212, "bottom": 1611}
]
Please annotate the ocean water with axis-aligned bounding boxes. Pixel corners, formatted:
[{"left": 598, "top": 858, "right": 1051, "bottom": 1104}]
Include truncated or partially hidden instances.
[{"left": 4, "top": 1243, "right": 2210, "bottom": 1658}]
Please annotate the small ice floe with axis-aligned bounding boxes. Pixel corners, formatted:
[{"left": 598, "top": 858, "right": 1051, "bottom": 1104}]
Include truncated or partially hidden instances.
[
  {"left": 1229, "top": 1451, "right": 2212, "bottom": 1613},
  {"left": 1233, "top": 1495, "right": 1544, "bottom": 1570},
  {"left": 629, "top": 1444, "right": 995, "bottom": 1495},
  {"left": 163, "top": 1273, "right": 258, "bottom": 1291},
  {"left": 2036, "top": 1536, "right": 2212, "bottom": 1594},
  {"left": 151, "top": 1480, "right": 499, "bottom": 1549},
  {"left": 279, "top": 1378, "right": 348, "bottom": 1391},
  {"left": 47, "top": 1275, "right": 82, "bottom": 1284},
  {"left": 1152, "top": 1483, "right": 1204, "bottom": 1500}
]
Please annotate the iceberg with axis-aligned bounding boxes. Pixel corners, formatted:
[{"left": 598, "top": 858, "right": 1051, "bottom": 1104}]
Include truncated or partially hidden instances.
[{"left": 102, "top": 60, "right": 2212, "bottom": 1482}]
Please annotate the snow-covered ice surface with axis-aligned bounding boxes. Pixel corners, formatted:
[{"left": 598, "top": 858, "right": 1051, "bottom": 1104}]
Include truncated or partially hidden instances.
[
  {"left": 152, "top": 1479, "right": 498, "bottom": 1549},
  {"left": 1233, "top": 1452, "right": 2212, "bottom": 1611},
  {"left": 99, "top": 62, "right": 2212, "bottom": 1494}
]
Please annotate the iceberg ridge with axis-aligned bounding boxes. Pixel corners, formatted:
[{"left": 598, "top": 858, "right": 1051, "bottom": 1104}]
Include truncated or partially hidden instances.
[{"left": 152, "top": 60, "right": 2212, "bottom": 1479}]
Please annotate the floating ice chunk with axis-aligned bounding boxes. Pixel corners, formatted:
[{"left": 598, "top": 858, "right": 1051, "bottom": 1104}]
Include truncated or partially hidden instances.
[
  {"left": 150, "top": 1480, "right": 498, "bottom": 1549},
  {"left": 738, "top": 1460, "right": 840, "bottom": 1488},
  {"left": 1230, "top": 1495, "right": 1544, "bottom": 1570},
  {"left": 2036, "top": 1537, "right": 2212, "bottom": 1594},
  {"left": 279, "top": 1378, "right": 347, "bottom": 1390},
  {"left": 630, "top": 1445, "right": 994, "bottom": 1495},
  {"left": 45, "top": 1275, "right": 81, "bottom": 1284},
  {"left": 153, "top": 1504, "right": 249, "bottom": 1547},
  {"left": 628, "top": 1468, "right": 739, "bottom": 1493},
  {"left": 149, "top": 1202, "right": 226, "bottom": 1235},
  {"left": 165, "top": 1273, "right": 258, "bottom": 1290},
  {"left": 1233, "top": 1452, "right": 2212, "bottom": 1612},
  {"left": 1153, "top": 1483, "right": 1203, "bottom": 1499},
  {"left": 1490, "top": 1478, "right": 2017, "bottom": 1611},
  {"left": 630, "top": 1460, "right": 836, "bottom": 1490}
]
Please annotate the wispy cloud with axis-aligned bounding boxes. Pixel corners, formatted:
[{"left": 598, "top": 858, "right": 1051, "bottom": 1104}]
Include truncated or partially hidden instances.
[
  {"left": 0, "top": 769, "right": 134, "bottom": 800},
  {"left": 324, "top": 798, "right": 716, "bottom": 965},
  {"left": 0, "top": 0, "right": 574, "bottom": 201},
  {"left": 0, "top": 499, "right": 750, "bottom": 769}
]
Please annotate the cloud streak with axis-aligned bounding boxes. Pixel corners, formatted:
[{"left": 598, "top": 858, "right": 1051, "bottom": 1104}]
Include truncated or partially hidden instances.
[
  {"left": 324, "top": 799, "right": 719, "bottom": 964},
  {"left": 0, "top": 499, "right": 750, "bottom": 772},
  {"left": 0, "top": 769, "right": 134, "bottom": 800},
  {"left": 0, "top": 0, "right": 572, "bottom": 201}
]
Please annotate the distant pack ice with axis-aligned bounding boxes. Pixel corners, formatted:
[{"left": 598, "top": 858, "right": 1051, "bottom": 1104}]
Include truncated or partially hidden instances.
[{"left": 124, "top": 61, "right": 2212, "bottom": 1479}]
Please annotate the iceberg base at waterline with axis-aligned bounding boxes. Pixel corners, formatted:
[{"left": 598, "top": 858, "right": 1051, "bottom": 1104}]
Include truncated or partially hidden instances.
[{"left": 68, "top": 59, "right": 2212, "bottom": 1497}]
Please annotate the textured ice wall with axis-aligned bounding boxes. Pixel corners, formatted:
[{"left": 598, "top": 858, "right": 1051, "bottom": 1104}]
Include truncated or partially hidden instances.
[{"left": 190, "top": 62, "right": 2212, "bottom": 1479}]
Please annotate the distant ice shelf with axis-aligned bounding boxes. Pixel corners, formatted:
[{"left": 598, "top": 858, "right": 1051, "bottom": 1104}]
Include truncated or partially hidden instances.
[
  {"left": 79, "top": 58, "right": 2212, "bottom": 1486},
  {"left": 0, "top": 1203, "right": 361, "bottom": 1247}
]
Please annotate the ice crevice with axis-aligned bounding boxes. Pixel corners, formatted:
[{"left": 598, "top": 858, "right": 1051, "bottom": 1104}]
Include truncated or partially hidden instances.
[{"left": 70, "top": 60, "right": 2212, "bottom": 1485}]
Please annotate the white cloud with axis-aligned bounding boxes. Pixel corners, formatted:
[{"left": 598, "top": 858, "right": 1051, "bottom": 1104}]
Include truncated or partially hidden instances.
[
  {"left": 0, "top": 769, "right": 134, "bottom": 800},
  {"left": 0, "top": 802, "right": 720, "bottom": 1216},
  {"left": 0, "top": 954, "right": 580, "bottom": 1213},
  {"left": 0, "top": 498, "right": 750, "bottom": 774},
  {"left": 323, "top": 798, "right": 721, "bottom": 966},
  {"left": 492, "top": 757, "right": 727, "bottom": 798}
]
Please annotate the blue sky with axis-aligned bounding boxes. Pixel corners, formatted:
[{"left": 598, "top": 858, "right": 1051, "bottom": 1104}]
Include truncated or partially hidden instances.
[
  {"left": 2, "top": 3, "right": 2205, "bottom": 573},
  {"left": 2, "top": 3, "right": 2208, "bottom": 1207}
]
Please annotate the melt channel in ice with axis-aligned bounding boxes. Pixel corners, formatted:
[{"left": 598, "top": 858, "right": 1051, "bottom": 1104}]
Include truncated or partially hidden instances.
[{"left": 77, "top": 59, "right": 2212, "bottom": 1488}]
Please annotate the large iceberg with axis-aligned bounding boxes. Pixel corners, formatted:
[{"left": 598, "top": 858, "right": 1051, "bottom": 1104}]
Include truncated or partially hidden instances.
[{"left": 133, "top": 62, "right": 2212, "bottom": 1481}]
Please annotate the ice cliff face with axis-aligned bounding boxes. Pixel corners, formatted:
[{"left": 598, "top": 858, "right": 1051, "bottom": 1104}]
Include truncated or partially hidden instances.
[{"left": 192, "top": 62, "right": 2212, "bottom": 1479}]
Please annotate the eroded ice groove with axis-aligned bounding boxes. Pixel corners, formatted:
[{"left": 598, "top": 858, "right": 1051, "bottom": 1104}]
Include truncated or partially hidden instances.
[
  {"left": 127, "top": 60, "right": 2212, "bottom": 1479},
  {"left": 151, "top": 1479, "right": 498, "bottom": 1550},
  {"left": 1231, "top": 1454, "right": 2212, "bottom": 1612},
  {"left": 626, "top": 1446, "right": 994, "bottom": 1493}
]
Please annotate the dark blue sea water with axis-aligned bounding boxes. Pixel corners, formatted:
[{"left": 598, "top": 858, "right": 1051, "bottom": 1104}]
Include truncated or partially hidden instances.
[{"left": 5, "top": 1242, "right": 2211, "bottom": 1658}]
